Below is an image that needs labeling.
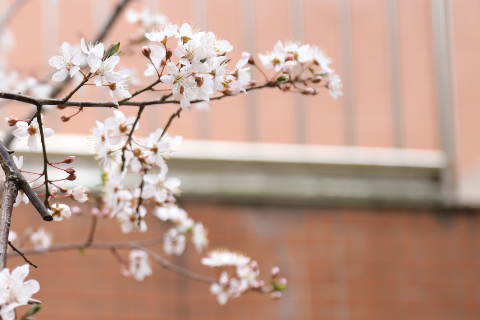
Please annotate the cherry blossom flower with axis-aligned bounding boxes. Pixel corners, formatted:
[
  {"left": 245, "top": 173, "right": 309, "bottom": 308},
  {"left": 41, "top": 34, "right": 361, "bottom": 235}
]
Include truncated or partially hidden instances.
[
  {"left": 202, "top": 32, "right": 233, "bottom": 57},
  {"left": 110, "top": 69, "right": 132, "bottom": 104},
  {"left": 0, "top": 265, "right": 40, "bottom": 320},
  {"left": 201, "top": 250, "right": 251, "bottom": 267},
  {"left": 258, "top": 41, "right": 286, "bottom": 71},
  {"left": 81, "top": 38, "right": 104, "bottom": 57},
  {"left": 70, "top": 186, "right": 89, "bottom": 202},
  {"left": 163, "top": 229, "right": 186, "bottom": 256},
  {"left": 310, "top": 46, "right": 333, "bottom": 74},
  {"left": 48, "top": 42, "right": 82, "bottom": 82},
  {"left": 192, "top": 222, "right": 208, "bottom": 253},
  {"left": 160, "top": 62, "right": 196, "bottom": 110},
  {"left": 176, "top": 23, "right": 204, "bottom": 43},
  {"left": 12, "top": 117, "right": 54, "bottom": 152},
  {"left": 210, "top": 272, "right": 245, "bottom": 305},
  {"left": 104, "top": 110, "right": 137, "bottom": 145},
  {"left": 7, "top": 231, "right": 17, "bottom": 244},
  {"left": 129, "top": 250, "right": 152, "bottom": 281},
  {"left": 145, "top": 23, "right": 178, "bottom": 43},
  {"left": 49, "top": 203, "right": 71, "bottom": 221},
  {"left": 87, "top": 53, "right": 123, "bottom": 86},
  {"left": 328, "top": 74, "right": 343, "bottom": 99},
  {"left": 29, "top": 228, "right": 52, "bottom": 251}
]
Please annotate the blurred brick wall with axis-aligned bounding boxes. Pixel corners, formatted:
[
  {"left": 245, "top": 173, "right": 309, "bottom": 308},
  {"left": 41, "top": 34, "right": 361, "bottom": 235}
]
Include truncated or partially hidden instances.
[{"left": 7, "top": 201, "right": 480, "bottom": 320}]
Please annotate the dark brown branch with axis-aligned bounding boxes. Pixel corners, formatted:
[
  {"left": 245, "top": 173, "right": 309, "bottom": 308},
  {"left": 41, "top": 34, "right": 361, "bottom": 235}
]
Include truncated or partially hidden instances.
[
  {"left": 120, "top": 105, "right": 145, "bottom": 172},
  {"left": 35, "top": 106, "right": 51, "bottom": 209},
  {"left": 84, "top": 215, "right": 97, "bottom": 246},
  {"left": 8, "top": 241, "right": 37, "bottom": 268},
  {"left": 0, "top": 140, "right": 52, "bottom": 221},
  {"left": 0, "top": 177, "right": 17, "bottom": 269},
  {"left": 159, "top": 107, "right": 182, "bottom": 140}
]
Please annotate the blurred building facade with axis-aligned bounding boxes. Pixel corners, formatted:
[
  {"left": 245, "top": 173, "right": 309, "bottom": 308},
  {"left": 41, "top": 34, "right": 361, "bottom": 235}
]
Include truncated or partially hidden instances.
[{"left": 2, "top": 0, "right": 480, "bottom": 319}]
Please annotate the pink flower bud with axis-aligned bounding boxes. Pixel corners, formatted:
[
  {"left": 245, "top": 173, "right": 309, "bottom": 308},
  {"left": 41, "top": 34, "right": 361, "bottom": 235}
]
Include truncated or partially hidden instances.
[
  {"left": 258, "top": 280, "right": 265, "bottom": 287},
  {"left": 277, "top": 277, "right": 287, "bottom": 285},
  {"left": 61, "top": 115, "right": 71, "bottom": 122},
  {"left": 250, "top": 260, "right": 259, "bottom": 270},
  {"left": 65, "top": 167, "right": 76, "bottom": 174},
  {"left": 64, "top": 156, "right": 75, "bottom": 164},
  {"left": 141, "top": 46, "right": 151, "bottom": 58},
  {"left": 101, "top": 208, "right": 110, "bottom": 217},
  {"left": 57, "top": 105, "right": 67, "bottom": 110},
  {"left": 271, "top": 266, "right": 280, "bottom": 277},
  {"left": 312, "top": 88, "right": 320, "bottom": 95},
  {"left": 121, "top": 268, "right": 131, "bottom": 277},
  {"left": 166, "top": 48, "right": 173, "bottom": 61},
  {"left": 5, "top": 116, "right": 17, "bottom": 126},
  {"left": 59, "top": 186, "right": 68, "bottom": 193},
  {"left": 283, "top": 61, "right": 295, "bottom": 73},
  {"left": 71, "top": 206, "right": 82, "bottom": 215},
  {"left": 312, "top": 75, "right": 323, "bottom": 83},
  {"left": 285, "top": 53, "right": 295, "bottom": 61},
  {"left": 90, "top": 208, "right": 100, "bottom": 216},
  {"left": 302, "top": 87, "right": 315, "bottom": 95},
  {"left": 66, "top": 173, "right": 77, "bottom": 181},
  {"left": 49, "top": 187, "right": 58, "bottom": 195}
]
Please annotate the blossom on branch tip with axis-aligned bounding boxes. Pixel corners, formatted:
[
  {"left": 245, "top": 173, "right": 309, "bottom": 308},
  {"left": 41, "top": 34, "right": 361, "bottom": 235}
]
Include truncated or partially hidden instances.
[
  {"left": 70, "top": 186, "right": 89, "bottom": 202},
  {"left": 49, "top": 42, "right": 82, "bottom": 82},
  {"left": 29, "top": 228, "right": 52, "bottom": 251},
  {"left": 328, "top": 74, "right": 343, "bottom": 99},
  {"left": 129, "top": 250, "right": 152, "bottom": 281},
  {"left": 0, "top": 265, "right": 40, "bottom": 320},
  {"left": 12, "top": 116, "right": 54, "bottom": 152},
  {"left": 49, "top": 203, "right": 71, "bottom": 221}
]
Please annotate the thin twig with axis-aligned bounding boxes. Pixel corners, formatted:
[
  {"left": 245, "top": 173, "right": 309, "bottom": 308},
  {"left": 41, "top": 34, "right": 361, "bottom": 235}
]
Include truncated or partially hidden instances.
[
  {"left": 84, "top": 215, "right": 97, "bottom": 246},
  {"left": 120, "top": 105, "right": 145, "bottom": 172},
  {"left": 159, "top": 107, "right": 182, "bottom": 140},
  {"left": 8, "top": 241, "right": 37, "bottom": 268},
  {"left": 35, "top": 106, "right": 51, "bottom": 209}
]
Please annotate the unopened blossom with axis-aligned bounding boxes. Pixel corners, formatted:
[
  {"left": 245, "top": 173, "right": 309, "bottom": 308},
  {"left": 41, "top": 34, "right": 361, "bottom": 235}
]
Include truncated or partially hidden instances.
[
  {"left": 0, "top": 265, "right": 40, "bottom": 320},
  {"left": 49, "top": 42, "right": 82, "bottom": 82},
  {"left": 201, "top": 250, "right": 251, "bottom": 267},
  {"left": 29, "top": 228, "right": 52, "bottom": 251},
  {"left": 129, "top": 250, "right": 152, "bottom": 281},
  {"left": 70, "top": 186, "right": 88, "bottom": 202},
  {"left": 328, "top": 74, "right": 343, "bottom": 99},
  {"left": 258, "top": 40, "right": 286, "bottom": 71},
  {"left": 192, "top": 222, "right": 208, "bottom": 253},
  {"left": 12, "top": 117, "right": 54, "bottom": 152},
  {"left": 49, "top": 203, "right": 71, "bottom": 221},
  {"left": 87, "top": 53, "right": 123, "bottom": 86},
  {"left": 7, "top": 231, "right": 17, "bottom": 243},
  {"left": 144, "top": 45, "right": 166, "bottom": 76}
]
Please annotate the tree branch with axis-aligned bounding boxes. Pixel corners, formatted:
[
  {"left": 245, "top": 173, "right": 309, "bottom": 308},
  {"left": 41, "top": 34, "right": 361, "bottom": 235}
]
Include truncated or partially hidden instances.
[
  {"left": 8, "top": 241, "right": 37, "bottom": 268},
  {"left": 0, "top": 176, "right": 17, "bottom": 269},
  {"left": 0, "top": 140, "right": 52, "bottom": 221},
  {"left": 35, "top": 106, "right": 51, "bottom": 209}
]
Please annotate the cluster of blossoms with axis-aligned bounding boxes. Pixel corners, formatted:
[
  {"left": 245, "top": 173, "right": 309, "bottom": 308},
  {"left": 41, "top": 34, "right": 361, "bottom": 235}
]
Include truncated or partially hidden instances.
[
  {"left": 0, "top": 265, "right": 39, "bottom": 320},
  {"left": 202, "top": 250, "right": 287, "bottom": 305},
  {"left": 90, "top": 109, "right": 208, "bottom": 257}
]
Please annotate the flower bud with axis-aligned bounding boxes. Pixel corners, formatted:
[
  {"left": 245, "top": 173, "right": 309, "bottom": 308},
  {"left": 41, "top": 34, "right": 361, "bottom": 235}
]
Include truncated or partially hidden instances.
[
  {"left": 166, "top": 48, "right": 173, "bottom": 61},
  {"left": 91, "top": 207, "right": 100, "bottom": 216},
  {"left": 271, "top": 266, "right": 280, "bottom": 278},
  {"left": 5, "top": 116, "right": 18, "bottom": 126},
  {"left": 257, "top": 279, "right": 265, "bottom": 287},
  {"left": 101, "top": 208, "right": 110, "bottom": 217},
  {"left": 65, "top": 167, "right": 76, "bottom": 174},
  {"left": 283, "top": 61, "right": 295, "bottom": 73},
  {"left": 141, "top": 46, "right": 151, "bottom": 59},
  {"left": 285, "top": 53, "right": 295, "bottom": 61},
  {"left": 56, "top": 105, "right": 67, "bottom": 110},
  {"left": 66, "top": 173, "right": 77, "bottom": 181},
  {"left": 49, "top": 186, "right": 58, "bottom": 195},
  {"left": 121, "top": 268, "right": 131, "bottom": 277},
  {"left": 250, "top": 260, "right": 259, "bottom": 270},
  {"left": 161, "top": 59, "right": 167, "bottom": 67},
  {"left": 64, "top": 156, "right": 75, "bottom": 164},
  {"left": 195, "top": 77, "right": 204, "bottom": 87},
  {"left": 312, "top": 75, "right": 323, "bottom": 83},
  {"left": 59, "top": 186, "right": 68, "bottom": 193},
  {"left": 302, "top": 87, "right": 315, "bottom": 95},
  {"left": 71, "top": 206, "right": 82, "bottom": 215},
  {"left": 61, "top": 115, "right": 71, "bottom": 122},
  {"left": 312, "top": 88, "right": 320, "bottom": 95}
]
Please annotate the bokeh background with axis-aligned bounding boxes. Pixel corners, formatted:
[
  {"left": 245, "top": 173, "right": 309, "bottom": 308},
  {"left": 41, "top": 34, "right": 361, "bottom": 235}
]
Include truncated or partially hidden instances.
[{"left": 2, "top": 0, "right": 480, "bottom": 319}]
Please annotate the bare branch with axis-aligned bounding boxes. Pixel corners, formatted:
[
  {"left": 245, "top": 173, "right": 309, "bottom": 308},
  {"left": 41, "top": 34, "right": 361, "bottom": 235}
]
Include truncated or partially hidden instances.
[
  {"left": 0, "top": 140, "right": 52, "bottom": 221},
  {"left": 8, "top": 241, "right": 37, "bottom": 268},
  {"left": 0, "top": 178, "right": 17, "bottom": 269},
  {"left": 35, "top": 106, "right": 51, "bottom": 209}
]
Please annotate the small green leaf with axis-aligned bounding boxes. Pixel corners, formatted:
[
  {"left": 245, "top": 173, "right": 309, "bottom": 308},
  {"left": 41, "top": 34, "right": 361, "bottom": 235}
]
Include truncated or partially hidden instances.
[
  {"left": 315, "top": 72, "right": 329, "bottom": 78},
  {"left": 25, "top": 304, "right": 42, "bottom": 316},
  {"left": 78, "top": 247, "right": 85, "bottom": 255},
  {"left": 308, "top": 67, "right": 315, "bottom": 75},
  {"left": 272, "top": 281, "right": 287, "bottom": 291},
  {"left": 23, "top": 317, "right": 36, "bottom": 320},
  {"left": 105, "top": 42, "right": 120, "bottom": 57},
  {"left": 276, "top": 75, "right": 289, "bottom": 83}
]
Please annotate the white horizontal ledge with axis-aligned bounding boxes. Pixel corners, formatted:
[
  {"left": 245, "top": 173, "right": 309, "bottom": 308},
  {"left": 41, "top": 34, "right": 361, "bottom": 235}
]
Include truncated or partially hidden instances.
[
  {"left": 7, "top": 133, "right": 445, "bottom": 169},
  {"left": 4, "top": 133, "right": 445, "bottom": 207}
]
